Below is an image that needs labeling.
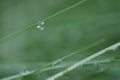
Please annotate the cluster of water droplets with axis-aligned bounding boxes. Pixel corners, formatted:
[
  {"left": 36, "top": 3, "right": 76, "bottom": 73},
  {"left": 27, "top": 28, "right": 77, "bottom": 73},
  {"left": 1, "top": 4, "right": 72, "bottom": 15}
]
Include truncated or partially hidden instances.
[
  {"left": 52, "top": 59, "right": 62, "bottom": 66},
  {"left": 104, "top": 43, "right": 120, "bottom": 53},
  {"left": 110, "top": 42, "right": 120, "bottom": 51},
  {"left": 37, "top": 21, "right": 45, "bottom": 31},
  {"left": 112, "top": 46, "right": 118, "bottom": 51},
  {"left": 19, "top": 69, "right": 30, "bottom": 75}
]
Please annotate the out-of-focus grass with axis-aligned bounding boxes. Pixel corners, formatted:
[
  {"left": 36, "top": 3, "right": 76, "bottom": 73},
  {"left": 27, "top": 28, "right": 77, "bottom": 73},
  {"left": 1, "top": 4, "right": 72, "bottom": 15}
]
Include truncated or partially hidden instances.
[{"left": 0, "top": 0, "right": 120, "bottom": 80}]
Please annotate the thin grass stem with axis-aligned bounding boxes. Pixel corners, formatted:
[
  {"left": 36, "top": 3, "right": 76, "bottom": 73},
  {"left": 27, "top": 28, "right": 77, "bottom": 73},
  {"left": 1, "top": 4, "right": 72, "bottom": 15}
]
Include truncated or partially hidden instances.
[{"left": 0, "top": 0, "right": 87, "bottom": 43}]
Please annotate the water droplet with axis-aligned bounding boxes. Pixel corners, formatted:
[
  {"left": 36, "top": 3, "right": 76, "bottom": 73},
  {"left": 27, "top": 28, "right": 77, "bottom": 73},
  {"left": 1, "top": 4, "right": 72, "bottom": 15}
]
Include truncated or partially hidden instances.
[
  {"left": 52, "top": 61, "right": 58, "bottom": 66},
  {"left": 52, "top": 59, "right": 62, "bottom": 66},
  {"left": 36, "top": 25, "right": 44, "bottom": 31},
  {"left": 59, "top": 60, "right": 62, "bottom": 63},
  {"left": 19, "top": 69, "right": 30, "bottom": 75},
  {"left": 37, "top": 21, "right": 45, "bottom": 31},
  {"left": 41, "top": 21, "right": 45, "bottom": 25},
  {"left": 109, "top": 44, "right": 119, "bottom": 52},
  {"left": 112, "top": 47, "right": 118, "bottom": 51},
  {"left": 23, "top": 69, "right": 30, "bottom": 74},
  {"left": 52, "top": 63, "right": 55, "bottom": 66}
]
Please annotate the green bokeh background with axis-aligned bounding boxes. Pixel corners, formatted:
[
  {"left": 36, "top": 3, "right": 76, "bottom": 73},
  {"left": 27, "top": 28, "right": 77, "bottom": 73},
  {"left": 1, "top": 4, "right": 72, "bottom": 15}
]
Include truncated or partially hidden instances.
[{"left": 0, "top": 0, "right": 120, "bottom": 80}]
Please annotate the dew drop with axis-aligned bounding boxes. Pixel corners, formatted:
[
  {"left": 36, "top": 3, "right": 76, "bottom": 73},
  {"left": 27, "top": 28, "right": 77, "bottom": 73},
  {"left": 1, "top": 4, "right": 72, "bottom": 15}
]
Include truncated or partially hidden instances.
[
  {"left": 52, "top": 63, "right": 55, "bottom": 66},
  {"left": 112, "top": 47, "right": 118, "bottom": 51},
  {"left": 23, "top": 69, "right": 30, "bottom": 73},
  {"left": 41, "top": 21, "right": 45, "bottom": 25},
  {"left": 59, "top": 60, "right": 62, "bottom": 63},
  {"left": 37, "top": 21, "right": 45, "bottom": 31},
  {"left": 37, "top": 25, "right": 44, "bottom": 31},
  {"left": 109, "top": 44, "right": 119, "bottom": 52},
  {"left": 52, "top": 61, "right": 57, "bottom": 66},
  {"left": 19, "top": 69, "right": 30, "bottom": 75},
  {"left": 52, "top": 59, "right": 62, "bottom": 66}
]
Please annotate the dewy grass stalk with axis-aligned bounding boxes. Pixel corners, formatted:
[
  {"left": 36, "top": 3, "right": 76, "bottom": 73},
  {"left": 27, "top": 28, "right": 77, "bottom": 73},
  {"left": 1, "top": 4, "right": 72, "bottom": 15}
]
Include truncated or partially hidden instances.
[
  {"left": 0, "top": 0, "right": 87, "bottom": 43},
  {"left": 1, "top": 39, "right": 105, "bottom": 80},
  {"left": 46, "top": 42, "right": 120, "bottom": 80},
  {"left": 32, "top": 39, "right": 105, "bottom": 75},
  {"left": 2, "top": 58, "right": 120, "bottom": 80}
]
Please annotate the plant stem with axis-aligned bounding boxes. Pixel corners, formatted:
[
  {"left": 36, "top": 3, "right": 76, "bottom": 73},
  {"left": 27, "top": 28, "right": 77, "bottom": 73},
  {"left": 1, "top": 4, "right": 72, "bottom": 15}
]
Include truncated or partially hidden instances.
[
  {"left": 42, "top": 0, "right": 87, "bottom": 22},
  {"left": 0, "top": 0, "right": 87, "bottom": 43},
  {"left": 46, "top": 42, "right": 120, "bottom": 80},
  {"left": 33, "top": 39, "right": 105, "bottom": 75},
  {"left": 1, "top": 39, "right": 105, "bottom": 80},
  {"left": 1, "top": 58, "right": 120, "bottom": 80},
  {"left": 0, "top": 23, "right": 37, "bottom": 43}
]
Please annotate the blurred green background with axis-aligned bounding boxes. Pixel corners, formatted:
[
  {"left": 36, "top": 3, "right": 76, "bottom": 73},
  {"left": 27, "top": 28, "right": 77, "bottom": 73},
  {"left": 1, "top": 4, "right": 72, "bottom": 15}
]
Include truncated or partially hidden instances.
[{"left": 0, "top": 0, "right": 120, "bottom": 80}]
